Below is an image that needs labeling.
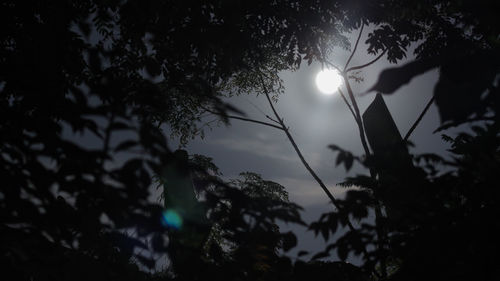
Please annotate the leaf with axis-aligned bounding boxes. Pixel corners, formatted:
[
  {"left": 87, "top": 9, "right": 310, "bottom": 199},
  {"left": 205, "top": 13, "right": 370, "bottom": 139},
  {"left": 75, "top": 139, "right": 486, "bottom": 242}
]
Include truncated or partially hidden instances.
[
  {"left": 151, "top": 233, "right": 167, "bottom": 252},
  {"left": 335, "top": 151, "right": 345, "bottom": 167},
  {"left": 311, "top": 251, "right": 330, "bottom": 260},
  {"left": 329, "top": 144, "right": 357, "bottom": 171},
  {"left": 328, "top": 144, "right": 341, "bottom": 151},
  {"left": 88, "top": 48, "right": 102, "bottom": 72},
  {"left": 370, "top": 49, "right": 500, "bottom": 123},
  {"left": 337, "top": 244, "right": 348, "bottom": 261},
  {"left": 297, "top": 250, "right": 309, "bottom": 257},
  {"left": 441, "top": 134, "right": 454, "bottom": 143},
  {"left": 281, "top": 231, "right": 297, "bottom": 252},
  {"left": 344, "top": 153, "right": 354, "bottom": 171},
  {"left": 114, "top": 140, "right": 138, "bottom": 152},
  {"left": 110, "top": 122, "right": 132, "bottom": 131},
  {"left": 320, "top": 225, "right": 330, "bottom": 241},
  {"left": 109, "top": 232, "right": 147, "bottom": 257},
  {"left": 134, "top": 255, "right": 156, "bottom": 269},
  {"left": 434, "top": 52, "right": 499, "bottom": 123},
  {"left": 368, "top": 58, "right": 438, "bottom": 94}
]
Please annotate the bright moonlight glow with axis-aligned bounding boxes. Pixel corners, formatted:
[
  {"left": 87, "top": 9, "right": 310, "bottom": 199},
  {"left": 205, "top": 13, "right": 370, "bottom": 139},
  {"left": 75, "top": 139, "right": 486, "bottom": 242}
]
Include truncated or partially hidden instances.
[{"left": 315, "top": 69, "right": 343, "bottom": 95}]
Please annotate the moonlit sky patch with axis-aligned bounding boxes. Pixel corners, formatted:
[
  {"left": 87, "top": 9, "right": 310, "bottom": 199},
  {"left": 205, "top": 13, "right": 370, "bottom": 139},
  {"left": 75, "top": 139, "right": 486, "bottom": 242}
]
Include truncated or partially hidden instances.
[
  {"left": 62, "top": 27, "right": 466, "bottom": 264},
  {"left": 177, "top": 29, "right": 458, "bottom": 261}
]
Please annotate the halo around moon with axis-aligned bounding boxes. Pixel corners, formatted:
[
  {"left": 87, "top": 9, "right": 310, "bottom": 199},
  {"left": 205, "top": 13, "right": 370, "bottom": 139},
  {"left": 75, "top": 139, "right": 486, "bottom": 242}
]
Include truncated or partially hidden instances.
[{"left": 315, "top": 69, "right": 343, "bottom": 95}]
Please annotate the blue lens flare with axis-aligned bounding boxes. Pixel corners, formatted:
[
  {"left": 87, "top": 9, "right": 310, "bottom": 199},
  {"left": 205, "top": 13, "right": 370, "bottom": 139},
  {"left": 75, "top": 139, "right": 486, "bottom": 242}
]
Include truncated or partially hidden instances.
[{"left": 161, "top": 209, "right": 183, "bottom": 229}]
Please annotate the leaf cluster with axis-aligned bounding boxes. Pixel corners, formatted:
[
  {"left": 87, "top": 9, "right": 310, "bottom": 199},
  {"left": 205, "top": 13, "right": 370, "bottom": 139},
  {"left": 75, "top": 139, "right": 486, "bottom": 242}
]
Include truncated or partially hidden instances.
[{"left": 311, "top": 123, "right": 500, "bottom": 280}]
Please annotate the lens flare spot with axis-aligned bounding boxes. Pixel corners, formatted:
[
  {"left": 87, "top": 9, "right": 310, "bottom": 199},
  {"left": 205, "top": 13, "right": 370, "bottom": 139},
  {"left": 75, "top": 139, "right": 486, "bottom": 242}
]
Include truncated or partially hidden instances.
[{"left": 161, "top": 209, "right": 183, "bottom": 229}]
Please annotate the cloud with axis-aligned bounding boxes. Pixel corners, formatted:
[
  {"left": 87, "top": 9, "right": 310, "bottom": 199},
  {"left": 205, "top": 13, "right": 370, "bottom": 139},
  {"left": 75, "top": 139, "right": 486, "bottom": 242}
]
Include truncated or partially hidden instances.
[
  {"left": 273, "top": 176, "right": 349, "bottom": 207},
  {"left": 208, "top": 134, "right": 299, "bottom": 164}
]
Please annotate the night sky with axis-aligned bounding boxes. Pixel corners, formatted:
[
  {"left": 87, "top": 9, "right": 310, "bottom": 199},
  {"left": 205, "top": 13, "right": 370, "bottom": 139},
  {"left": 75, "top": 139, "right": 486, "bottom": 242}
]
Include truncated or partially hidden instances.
[
  {"left": 4, "top": 2, "right": 499, "bottom": 279},
  {"left": 168, "top": 28, "right": 458, "bottom": 261},
  {"left": 58, "top": 27, "right": 466, "bottom": 265}
]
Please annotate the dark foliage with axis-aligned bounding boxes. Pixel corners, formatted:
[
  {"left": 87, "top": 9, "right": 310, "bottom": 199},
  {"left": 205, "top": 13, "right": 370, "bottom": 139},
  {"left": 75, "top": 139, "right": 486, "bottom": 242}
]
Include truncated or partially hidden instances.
[
  {"left": 319, "top": 123, "right": 500, "bottom": 280},
  {"left": 2, "top": 0, "right": 500, "bottom": 281},
  {"left": 368, "top": 0, "right": 500, "bottom": 125},
  {"left": 0, "top": 1, "right": 364, "bottom": 279}
]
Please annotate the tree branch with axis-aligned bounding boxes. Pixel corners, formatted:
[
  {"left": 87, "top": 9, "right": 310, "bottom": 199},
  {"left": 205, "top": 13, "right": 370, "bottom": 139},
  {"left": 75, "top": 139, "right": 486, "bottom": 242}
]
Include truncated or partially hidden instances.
[
  {"left": 203, "top": 107, "right": 284, "bottom": 131},
  {"left": 404, "top": 95, "right": 435, "bottom": 141},
  {"left": 259, "top": 76, "right": 358, "bottom": 232},
  {"left": 324, "top": 60, "right": 343, "bottom": 73},
  {"left": 265, "top": 114, "right": 281, "bottom": 125},
  {"left": 339, "top": 28, "right": 390, "bottom": 278},
  {"left": 338, "top": 88, "right": 357, "bottom": 122},
  {"left": 342, "top": 74, "right": 372, "bottom": 157},
  {"left": 346, "top": 49, "right": 387, "bottom": 73},
  {"left": 226, "top": 114, "right": 285, "bottom": 131},
  {"left": 344, "top": 23, "right": 364, "bottom": 71}
]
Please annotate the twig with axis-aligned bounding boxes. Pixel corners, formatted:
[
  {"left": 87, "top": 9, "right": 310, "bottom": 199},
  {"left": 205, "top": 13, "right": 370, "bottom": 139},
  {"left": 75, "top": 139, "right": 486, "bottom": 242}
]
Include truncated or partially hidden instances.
[
  {"left": 404, "top": 95, "right": 435, "bottom": 141},
  {"left": 203, "top": 106, "right": 284, "bottom": 131},
  {"left": 224, "top": 114, "right": 284, "bottom": 131},
  {"left": 265, "top": 114, "right": 281, "bottom": 125},
  {"left": 324, "top": 60, "right": 343, "bottom": 73},
  {"left": 344, "top": 23, "right": 364, "bottom": 71},
  {"left": 346, "top": 49, "right": 387, "bottom": 73}
]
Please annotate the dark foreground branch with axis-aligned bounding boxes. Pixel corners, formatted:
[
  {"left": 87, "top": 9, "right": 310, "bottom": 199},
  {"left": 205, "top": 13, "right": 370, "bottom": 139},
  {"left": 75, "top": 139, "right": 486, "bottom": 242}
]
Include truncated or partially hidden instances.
[
  {"left": 346, "top": 49, "right": 387, "bottom": 73},
  {"left": 344, "top": 24, "right": 365, "bottom": 71},
  {"left": 404, "top": 95, "right": 435, "bottom": 141}
]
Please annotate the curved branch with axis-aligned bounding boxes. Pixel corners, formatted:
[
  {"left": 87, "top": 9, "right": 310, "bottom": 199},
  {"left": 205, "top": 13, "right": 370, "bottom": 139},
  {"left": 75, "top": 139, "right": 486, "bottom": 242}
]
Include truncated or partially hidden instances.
[
  {"left": 344, "top": 23, "right": 364, "bottom": 71},
  {"left": 346, "top": 49, "right": 387, "bottom": 73}
]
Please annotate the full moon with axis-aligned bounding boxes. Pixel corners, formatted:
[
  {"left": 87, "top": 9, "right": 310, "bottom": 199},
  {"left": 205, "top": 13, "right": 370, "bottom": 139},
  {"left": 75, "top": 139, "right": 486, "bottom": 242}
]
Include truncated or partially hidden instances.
[{"left": 315, "top": 69, "right": 343, "bottom": 95}]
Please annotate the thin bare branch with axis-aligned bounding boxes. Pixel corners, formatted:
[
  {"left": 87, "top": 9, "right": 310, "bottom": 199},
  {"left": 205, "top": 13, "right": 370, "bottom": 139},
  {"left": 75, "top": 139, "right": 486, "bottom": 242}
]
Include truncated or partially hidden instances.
[
  {"left": 203, "top": 106, "right": 284, "bottom": 131},
  {"left": 324, "top": 60, "right": 342, "bottom": 73},
  {"left": 340, "top": 27, "right": 389, "bottom": 278},
  {"left": 404, "top": 95, "right": 435, "bottom": 140},
  {"left": 260, "top": 77, "right": 283, "bottom": 125},
  {"left": 344, "top": 24, "right": 364, "bottom": 71},
  {"left": 265, "top": 114, "right": 281, "bottom": 124},
  {"left": 259, "top": 75, "right": 358, "bottom": 232},
  {"left": 225, "top": 114, "right": 285, "bottom": 130},
  {"left": 342, "top": 75, "right": 372, "bottom": 157},
  {"left": 338, "top": 88, "right": 357, "bottom": 122},
  {"left": 346, "top": 49, "right": 387, "bottom": 73}
]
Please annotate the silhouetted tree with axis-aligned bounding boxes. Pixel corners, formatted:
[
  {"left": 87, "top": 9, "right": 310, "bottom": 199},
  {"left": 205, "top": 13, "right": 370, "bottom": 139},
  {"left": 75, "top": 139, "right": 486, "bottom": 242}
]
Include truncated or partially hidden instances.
[
  {"left": 0, "top": 1, "right": 360, "bottom": 279},
  {"left": 2, "top": 1, "right": 499, "bottom": 281}
]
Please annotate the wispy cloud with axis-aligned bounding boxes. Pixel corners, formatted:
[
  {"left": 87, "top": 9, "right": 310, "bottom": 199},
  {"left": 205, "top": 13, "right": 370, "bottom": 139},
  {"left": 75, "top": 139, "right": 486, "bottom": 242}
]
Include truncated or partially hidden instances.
[
  {"left": 209, "top": 135, "right": 299, "bottom": 164},
  {"left": 273, "top": 177, "right": 350, "bottom": 207}
]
